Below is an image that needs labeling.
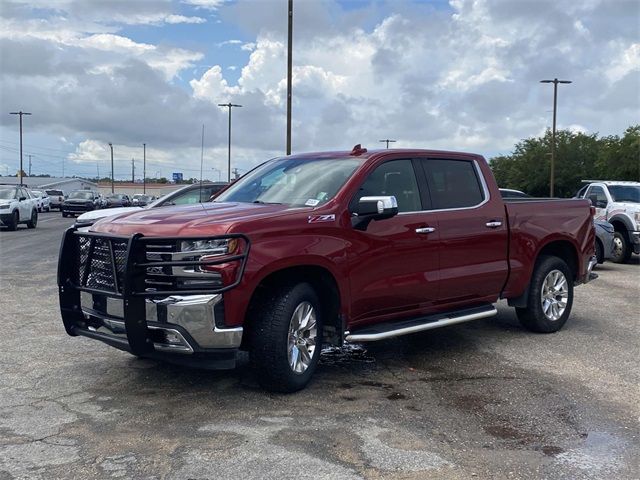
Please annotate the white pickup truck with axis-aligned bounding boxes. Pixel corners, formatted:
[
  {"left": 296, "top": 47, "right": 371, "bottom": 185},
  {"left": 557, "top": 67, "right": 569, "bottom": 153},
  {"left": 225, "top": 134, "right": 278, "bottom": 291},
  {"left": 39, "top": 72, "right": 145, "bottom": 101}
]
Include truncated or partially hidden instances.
[
  {"left": 0, "top": 185, "right": 39, "bottom": 230},
  {"left": 576, "top": 181, "right": 640, "bottom": 263}
]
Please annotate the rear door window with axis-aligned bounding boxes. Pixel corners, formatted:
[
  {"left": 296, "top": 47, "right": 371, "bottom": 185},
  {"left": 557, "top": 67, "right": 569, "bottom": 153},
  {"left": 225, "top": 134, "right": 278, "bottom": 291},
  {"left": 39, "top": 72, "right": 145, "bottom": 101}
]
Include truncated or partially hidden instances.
[{"left": 421, "top": 159, "right": 485, "bottom": 210}]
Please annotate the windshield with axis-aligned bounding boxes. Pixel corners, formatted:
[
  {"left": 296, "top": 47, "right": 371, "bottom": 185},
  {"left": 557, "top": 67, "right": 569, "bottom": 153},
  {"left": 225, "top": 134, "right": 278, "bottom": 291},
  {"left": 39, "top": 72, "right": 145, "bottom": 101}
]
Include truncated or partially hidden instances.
[
  {"left": 0, "top": 188, "right": 17, "bottom": 200},
  {"left": 32, "top": 190, "right": 43, "bottom": 197},
  {"left": 69, "top": 191, "right": 94, "bottom": 200},
  {"left": 609, "top": 185, "right": 640, "bottom": 203},
  {"left": 214, "top": 157, "right": 362, "bottom": 206}
]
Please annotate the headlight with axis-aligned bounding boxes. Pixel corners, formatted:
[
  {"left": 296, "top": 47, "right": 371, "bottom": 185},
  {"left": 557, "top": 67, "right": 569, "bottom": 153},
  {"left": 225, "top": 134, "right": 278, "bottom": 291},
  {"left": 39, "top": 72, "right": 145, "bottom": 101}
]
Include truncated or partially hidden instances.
[{"left": 179, "top": 238, "right": 237, "bottom": 255}]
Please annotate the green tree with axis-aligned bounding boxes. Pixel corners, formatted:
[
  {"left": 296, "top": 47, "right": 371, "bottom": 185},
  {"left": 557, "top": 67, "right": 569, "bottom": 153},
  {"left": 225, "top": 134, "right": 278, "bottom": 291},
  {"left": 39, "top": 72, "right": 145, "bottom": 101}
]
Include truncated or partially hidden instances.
[{"left": 490, "top": 125, "right": 639, "bottom": 198}]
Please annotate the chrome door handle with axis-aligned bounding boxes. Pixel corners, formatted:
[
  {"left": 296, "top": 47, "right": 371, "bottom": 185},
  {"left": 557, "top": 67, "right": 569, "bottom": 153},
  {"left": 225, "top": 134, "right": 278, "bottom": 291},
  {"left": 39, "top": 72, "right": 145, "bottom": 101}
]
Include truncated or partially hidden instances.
[
  {"left": 415, "top": 227, "right": 436, "bottom": 234},
  {"left": 485, "top": 221, "right": 502, "bottom": 228}
]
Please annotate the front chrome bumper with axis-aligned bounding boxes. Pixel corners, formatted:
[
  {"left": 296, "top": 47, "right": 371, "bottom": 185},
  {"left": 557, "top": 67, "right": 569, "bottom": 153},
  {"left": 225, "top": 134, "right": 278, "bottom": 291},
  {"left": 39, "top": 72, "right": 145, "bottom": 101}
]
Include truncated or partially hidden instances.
[{"left": 80, "top": 292, "right": 243, "bottom": 354}]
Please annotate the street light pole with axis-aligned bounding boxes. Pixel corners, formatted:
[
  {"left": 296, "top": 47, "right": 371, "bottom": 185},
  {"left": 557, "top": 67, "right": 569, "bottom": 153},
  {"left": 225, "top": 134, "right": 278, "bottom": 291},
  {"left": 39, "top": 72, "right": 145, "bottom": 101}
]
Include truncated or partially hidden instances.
[
  {"left": 540, "top": 78, "right": 572, "bottom": 197},
  {"left": 379, "top": 139, "right": 396, "bottom": 149},
  {"left": 108, "top": 142, "right": 114, "bottom": 193},
  {"left": 286, "top": 0, "right": 293, "bottom": 155},
  {"left": 9, "top": 111, "right": 32, "bottom": 184},
  {"left": 143, "top": 143, "right": 146, "bottom": 194},
  {"left": 218, "top": 103, "right": 242, "bottom": 182}
]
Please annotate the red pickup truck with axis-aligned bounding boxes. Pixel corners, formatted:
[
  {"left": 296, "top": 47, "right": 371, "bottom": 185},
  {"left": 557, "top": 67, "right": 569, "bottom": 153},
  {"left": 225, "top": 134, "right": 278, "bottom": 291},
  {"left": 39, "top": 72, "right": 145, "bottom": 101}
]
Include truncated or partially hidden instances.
[{"left": 58, "top": 146, "right": 597, "bottom": 392}]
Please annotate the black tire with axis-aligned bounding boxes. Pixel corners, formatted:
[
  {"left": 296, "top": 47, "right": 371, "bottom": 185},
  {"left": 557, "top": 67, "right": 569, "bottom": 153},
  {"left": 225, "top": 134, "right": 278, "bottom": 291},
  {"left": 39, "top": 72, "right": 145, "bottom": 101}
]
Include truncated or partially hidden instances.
[
  {"left": 6, "top": 210, "right": 19, "bottom": 231},
  {"left": 26, "top": 209, "right": 37, "bottom": 229},
  {"left": 611, "top": 232, "right": 632, "bottom": 264},
  {"left": 595, "top": 239, "right": 604, "bottom": 264},
  {"left": 62, "top": 212, "right": 68, "bottom": 218},
  {"left": 249, "top": 282, "right": 323, "bottom": 393},
  {"left": 516, "top": 255, "right": 574, "bottom": 333}
]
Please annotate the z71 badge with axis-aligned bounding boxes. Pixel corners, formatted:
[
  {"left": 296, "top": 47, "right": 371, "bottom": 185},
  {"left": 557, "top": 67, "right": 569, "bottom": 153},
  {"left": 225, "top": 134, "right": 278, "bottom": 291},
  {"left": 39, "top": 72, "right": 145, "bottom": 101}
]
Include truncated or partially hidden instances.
[{"left": 308, "top": 214, "right": 335, "bottom": 223}]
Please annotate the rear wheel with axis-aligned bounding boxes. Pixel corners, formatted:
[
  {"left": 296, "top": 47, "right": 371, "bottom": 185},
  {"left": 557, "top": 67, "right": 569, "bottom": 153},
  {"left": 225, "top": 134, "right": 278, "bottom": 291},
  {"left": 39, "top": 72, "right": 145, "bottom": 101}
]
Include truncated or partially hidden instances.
[
  {"left": 249, "top": 282, "right": 323, "bottom": 392},
  {"left": 611, "top": 232, "right": 632, "bottom": 264},
  {"left": 516, "top": 255, "right": 574, "bottom": 333},
  {"left": 26, "top": 209, "right": 38, "bottom": 229},
  {"left": 6, "top": 211, "right": 19, "bottom": 231}
]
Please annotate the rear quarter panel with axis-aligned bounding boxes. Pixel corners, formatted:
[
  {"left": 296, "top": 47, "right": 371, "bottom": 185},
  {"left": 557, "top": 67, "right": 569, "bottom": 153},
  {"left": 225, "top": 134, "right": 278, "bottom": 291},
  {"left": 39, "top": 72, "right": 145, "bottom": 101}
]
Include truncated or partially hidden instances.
[{"left": 502, "top": 198, "right": 595, "bottom": 299}]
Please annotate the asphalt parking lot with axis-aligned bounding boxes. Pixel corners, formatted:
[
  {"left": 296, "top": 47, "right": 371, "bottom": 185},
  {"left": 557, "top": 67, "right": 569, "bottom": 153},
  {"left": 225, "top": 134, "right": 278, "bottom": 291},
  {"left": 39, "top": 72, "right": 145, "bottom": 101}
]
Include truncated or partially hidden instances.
[{"left": 0, "top": 213, "right": 638, "bottom": 479}]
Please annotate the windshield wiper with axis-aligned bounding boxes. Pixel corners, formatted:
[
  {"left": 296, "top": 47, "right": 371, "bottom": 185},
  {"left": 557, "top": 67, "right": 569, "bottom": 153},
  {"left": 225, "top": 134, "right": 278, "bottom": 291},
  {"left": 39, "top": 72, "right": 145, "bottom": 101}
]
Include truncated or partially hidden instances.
[{"left": 253, "top": 200, "right": 283, "bottom": 205}]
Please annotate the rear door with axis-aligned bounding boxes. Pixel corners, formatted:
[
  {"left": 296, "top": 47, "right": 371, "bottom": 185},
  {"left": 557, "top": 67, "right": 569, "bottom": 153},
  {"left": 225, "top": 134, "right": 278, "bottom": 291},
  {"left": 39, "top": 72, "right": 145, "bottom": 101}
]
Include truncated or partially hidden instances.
[
  {"left": 347, "top": 159, "right": 440, "bottom": 323},
  {"left": 418, "top": 157, "right": 508, "bottom": 306}
]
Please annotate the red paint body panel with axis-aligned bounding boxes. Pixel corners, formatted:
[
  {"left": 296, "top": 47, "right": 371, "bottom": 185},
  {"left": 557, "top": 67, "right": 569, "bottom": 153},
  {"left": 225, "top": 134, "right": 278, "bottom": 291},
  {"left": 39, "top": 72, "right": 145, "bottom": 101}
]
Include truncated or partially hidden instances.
[{"left": 90, "top": 149, "right": 595, "bottom": 330}]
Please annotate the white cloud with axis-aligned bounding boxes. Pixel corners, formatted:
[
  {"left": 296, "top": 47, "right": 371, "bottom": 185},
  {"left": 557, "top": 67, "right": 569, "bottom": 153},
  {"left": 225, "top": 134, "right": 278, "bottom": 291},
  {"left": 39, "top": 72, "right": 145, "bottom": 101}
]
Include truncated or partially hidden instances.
[
  {"left": 1, "top": 0, "right": 638, "bottom": 179},
  {"left": 164, "top": 14, "right": 207, "bottom": 25},
  {"left": 182, "top": 0, "right": 227, "bottom": 10}
]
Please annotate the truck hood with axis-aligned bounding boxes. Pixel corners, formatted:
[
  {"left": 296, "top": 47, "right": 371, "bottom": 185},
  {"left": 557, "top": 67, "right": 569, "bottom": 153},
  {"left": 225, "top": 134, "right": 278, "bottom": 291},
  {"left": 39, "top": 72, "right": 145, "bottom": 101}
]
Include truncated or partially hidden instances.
[
  {"left": 76, "top": 206, "right": 142, "bottom": 224},
  {"left": 91, "top": 202, "right": 297, "bottom": 236}
]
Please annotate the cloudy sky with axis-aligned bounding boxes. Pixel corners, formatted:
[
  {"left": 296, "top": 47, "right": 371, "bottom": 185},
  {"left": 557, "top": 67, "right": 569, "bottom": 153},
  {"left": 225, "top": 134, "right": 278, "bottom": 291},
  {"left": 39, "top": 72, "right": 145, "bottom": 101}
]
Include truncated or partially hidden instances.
[{"left": 0, "top": 0, "right": 638, "bottom": 181}]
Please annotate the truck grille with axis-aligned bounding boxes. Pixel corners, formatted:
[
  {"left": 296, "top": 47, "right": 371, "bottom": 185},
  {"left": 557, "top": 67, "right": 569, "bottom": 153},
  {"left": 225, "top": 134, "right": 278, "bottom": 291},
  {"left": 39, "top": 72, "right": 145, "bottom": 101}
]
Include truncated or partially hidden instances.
[
  {"left": 78, "top": 236, "right": 127, "bottom": 293},
  {"left": 71, "top": 232, "right": 248, "bottom": 297}
]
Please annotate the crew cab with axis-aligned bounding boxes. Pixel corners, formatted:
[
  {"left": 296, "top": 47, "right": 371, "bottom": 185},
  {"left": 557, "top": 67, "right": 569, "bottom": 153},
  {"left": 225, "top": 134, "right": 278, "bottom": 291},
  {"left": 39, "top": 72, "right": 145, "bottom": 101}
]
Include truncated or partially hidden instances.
[
  {"left": 575, "top": 181, "right": 640, "bottom": 263},
  {"left": 0, "top": 185, "right": 38, "bottom": 230},
  {"left": 58, "top": 147, "right": 596, "bottom": 392}
]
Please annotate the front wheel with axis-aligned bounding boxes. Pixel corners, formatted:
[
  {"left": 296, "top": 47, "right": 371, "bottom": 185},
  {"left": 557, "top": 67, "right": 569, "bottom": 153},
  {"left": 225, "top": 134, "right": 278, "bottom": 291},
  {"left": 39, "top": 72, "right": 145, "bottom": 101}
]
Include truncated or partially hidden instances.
[
  {"left": 611, "top": 232, "right": 632, "bottom": 264},
  {"left": 6, "top": 211, "right": 19, "bottom": 231},
  {"left": 249, "top": 282, "right": 323, "bottom": 392},
  {"left": 595, "top": 239, "right": 604, "bottom": 264},
  {"left": 516, "top": 255, "right": 574, "bottom": 333},
  {"left": 26, "top": 209, "right": 38, "bottom": 229}
]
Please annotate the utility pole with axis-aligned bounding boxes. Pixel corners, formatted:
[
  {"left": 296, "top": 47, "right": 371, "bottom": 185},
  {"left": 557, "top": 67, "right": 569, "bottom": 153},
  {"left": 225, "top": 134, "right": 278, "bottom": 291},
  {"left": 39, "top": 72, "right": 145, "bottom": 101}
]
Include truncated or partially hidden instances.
[
  {"left": 97, "top": 162, "right": 100, "bottom": 180},
  {"left": 108, "top": 142, "right": 114, "bottom": 193},
  {"left": 28, "top": 154, "right": 34, "bottom": 176},
  {"left": 286, "top": 0, "right": 293, "bottom": 155},
  {"left": 9, "top": 111, "right": 31, "bottom": 184},
  {"left": 540, "top": 78, "right": 572, "bottom": 197},
  {"left": 143, "top": 143, "right": 146, "bottom": 194},
  {"left": 217, "top": 103, "right": 242, "bottom": 182},
  {"left": 131, "top": 158, "right": 135, "bottom": 183},
  {"left": 379, "top": 139, "right": 396, "bottom": 149}
]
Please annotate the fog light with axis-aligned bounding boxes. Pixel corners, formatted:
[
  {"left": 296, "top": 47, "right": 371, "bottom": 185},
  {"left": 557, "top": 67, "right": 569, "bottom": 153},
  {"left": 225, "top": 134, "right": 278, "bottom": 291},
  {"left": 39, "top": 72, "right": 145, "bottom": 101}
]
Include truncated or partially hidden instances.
[{"left": 164, "top": 331, "right": 183, "bottom": 345}]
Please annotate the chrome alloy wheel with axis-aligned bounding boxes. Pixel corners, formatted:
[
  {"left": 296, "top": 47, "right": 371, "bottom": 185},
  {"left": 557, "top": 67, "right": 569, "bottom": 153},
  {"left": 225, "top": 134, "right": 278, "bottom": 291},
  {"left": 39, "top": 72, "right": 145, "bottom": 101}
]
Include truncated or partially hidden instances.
[
  {"left": 287, "top": 301, "right": 317, "bottom": 374},
  {"left": 612, "top": 236, "right": 624, "bottom": 258},
  {"left": 541, "top": 269, "right": 569, "bottom": 321}
]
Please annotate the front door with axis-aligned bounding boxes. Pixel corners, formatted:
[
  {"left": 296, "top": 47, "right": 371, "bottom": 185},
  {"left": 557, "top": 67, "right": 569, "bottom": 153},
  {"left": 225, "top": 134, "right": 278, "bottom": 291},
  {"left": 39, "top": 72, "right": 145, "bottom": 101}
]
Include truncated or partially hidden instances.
[
  {"left": 585, "top": 185, "right": 609, "bottom": 221},
  {"left": 347, "top": 159, "right": 440, "bottom": 324}
]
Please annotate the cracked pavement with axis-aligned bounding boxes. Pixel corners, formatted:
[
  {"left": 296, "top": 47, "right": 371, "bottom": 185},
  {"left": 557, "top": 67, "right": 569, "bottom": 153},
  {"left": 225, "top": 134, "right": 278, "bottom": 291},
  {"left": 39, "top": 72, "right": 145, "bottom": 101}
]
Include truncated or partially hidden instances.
[{"left": 0, "top": 213, "right": 638, "bottom": 479}]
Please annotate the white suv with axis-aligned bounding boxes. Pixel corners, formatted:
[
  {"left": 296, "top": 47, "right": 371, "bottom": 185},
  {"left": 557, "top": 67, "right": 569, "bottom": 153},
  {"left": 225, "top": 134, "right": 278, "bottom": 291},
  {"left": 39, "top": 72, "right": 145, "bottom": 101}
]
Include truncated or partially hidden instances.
[
  {"left": 576, "top": 181, "right": 640, "bottom": 263},
  {"left": 0, "top": 185, "right": 39, "bottom": 230}
]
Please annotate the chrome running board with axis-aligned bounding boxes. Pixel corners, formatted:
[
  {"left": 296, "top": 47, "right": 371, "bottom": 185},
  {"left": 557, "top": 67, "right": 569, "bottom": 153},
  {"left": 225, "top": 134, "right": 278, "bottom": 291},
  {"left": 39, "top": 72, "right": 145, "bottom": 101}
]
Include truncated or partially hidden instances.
[{"left": 345, "top": 305, "right": 497, "bottom": 342}]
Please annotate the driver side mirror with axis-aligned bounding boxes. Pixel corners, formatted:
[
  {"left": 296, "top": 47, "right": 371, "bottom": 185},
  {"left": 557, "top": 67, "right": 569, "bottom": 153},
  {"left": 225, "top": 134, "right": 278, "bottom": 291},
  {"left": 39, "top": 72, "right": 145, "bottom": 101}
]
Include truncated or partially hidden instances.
[
  {"left": 19, "top": 196, "right": 26, "bottom": 201},
  {"left": 588, "top": 195, "right": 607, "bottom": 209},
  {"left": 352, "top": 195, "right": 398, "bottom": 231}
]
